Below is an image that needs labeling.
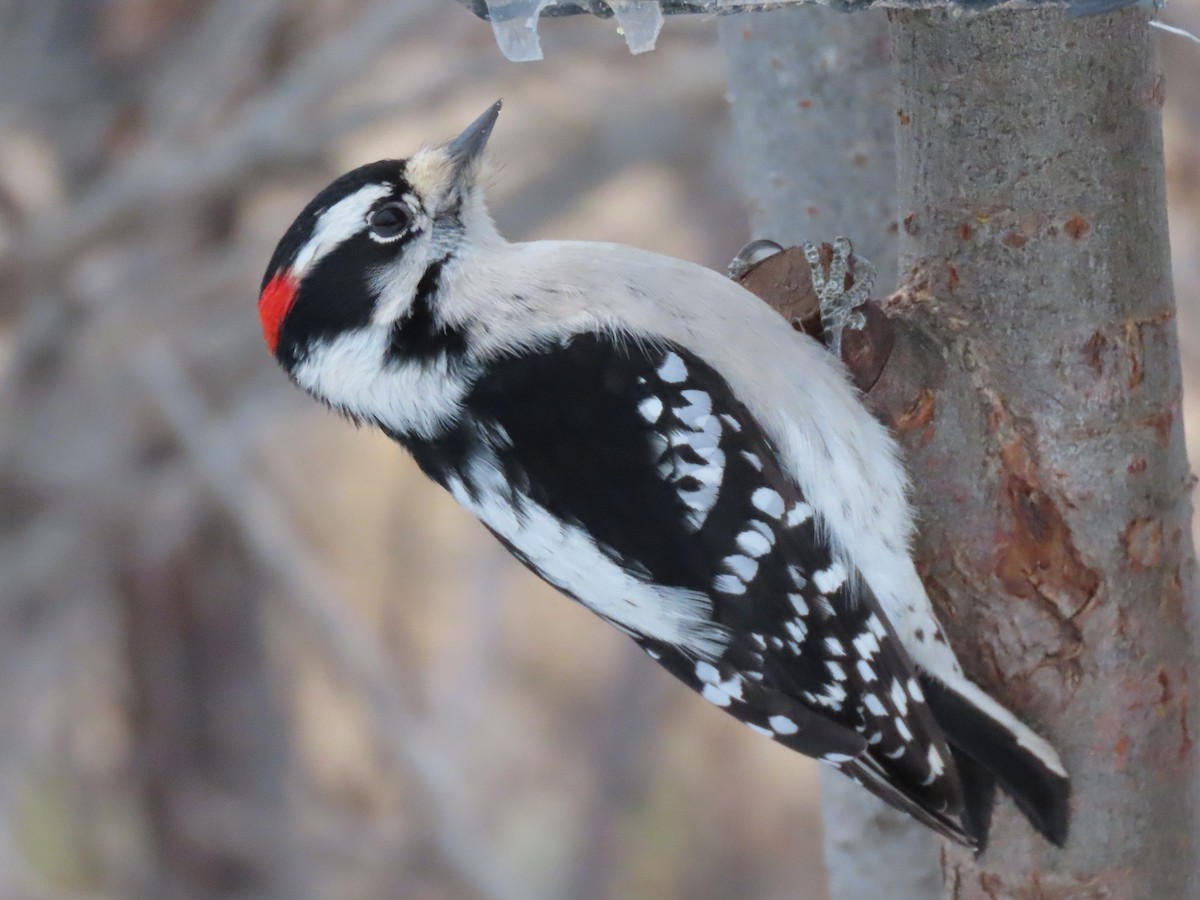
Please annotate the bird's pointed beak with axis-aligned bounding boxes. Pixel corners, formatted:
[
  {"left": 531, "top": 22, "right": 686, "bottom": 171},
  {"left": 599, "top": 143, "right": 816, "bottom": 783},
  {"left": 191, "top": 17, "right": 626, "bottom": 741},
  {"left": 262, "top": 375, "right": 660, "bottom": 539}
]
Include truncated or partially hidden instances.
[{"left": 446, "top": 100, "right": 501, "bottom": 182}]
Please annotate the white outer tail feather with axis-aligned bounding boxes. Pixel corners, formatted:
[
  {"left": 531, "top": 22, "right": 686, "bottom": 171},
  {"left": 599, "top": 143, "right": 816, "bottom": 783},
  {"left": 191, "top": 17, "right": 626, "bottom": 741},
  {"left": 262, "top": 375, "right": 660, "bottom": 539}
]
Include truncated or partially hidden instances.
[{"left": 931, "top": 671, "right": 1068, "bottom": 779}]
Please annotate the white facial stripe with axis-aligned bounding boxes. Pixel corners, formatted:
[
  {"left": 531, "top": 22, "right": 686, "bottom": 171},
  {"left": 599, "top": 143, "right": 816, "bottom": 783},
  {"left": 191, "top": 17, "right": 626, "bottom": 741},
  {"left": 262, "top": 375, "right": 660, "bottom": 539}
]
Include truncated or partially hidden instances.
[{"left": 292, "top": 183, "right": 394, "bottom": 279}]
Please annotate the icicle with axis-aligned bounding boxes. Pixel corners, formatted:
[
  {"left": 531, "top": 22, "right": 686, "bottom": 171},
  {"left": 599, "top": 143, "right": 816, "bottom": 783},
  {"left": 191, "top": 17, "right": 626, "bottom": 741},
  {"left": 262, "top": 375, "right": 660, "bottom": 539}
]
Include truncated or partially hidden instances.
[
  {"left": 485, "top": 0, "right": 553, "bottom": 62},
  {"left": 610, "top": 1, "right": 665, "bottom": 55}
]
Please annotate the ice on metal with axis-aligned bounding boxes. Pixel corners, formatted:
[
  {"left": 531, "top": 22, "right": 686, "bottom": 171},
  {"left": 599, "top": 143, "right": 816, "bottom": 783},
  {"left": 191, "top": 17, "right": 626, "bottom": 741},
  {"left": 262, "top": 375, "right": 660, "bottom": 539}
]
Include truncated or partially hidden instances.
[
  {"left": 485, "top": 0, "right": 554, "bottom": 62},
  {"left": 611, "top": 1, "right": 665, "bottom": 55}
]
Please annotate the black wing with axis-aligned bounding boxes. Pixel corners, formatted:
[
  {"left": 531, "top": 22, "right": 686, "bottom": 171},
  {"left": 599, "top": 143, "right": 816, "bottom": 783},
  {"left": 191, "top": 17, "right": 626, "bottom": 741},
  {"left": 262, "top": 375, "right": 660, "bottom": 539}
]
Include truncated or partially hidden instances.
[{"left": 401, "top": 332, "right": 974, "bottom": 846}]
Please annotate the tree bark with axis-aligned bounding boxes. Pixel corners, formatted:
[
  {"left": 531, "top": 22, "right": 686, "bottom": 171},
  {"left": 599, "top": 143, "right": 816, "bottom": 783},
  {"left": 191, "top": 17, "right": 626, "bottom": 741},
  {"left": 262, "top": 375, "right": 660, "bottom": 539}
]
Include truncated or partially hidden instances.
[
  {"left": 719, "top": 6, "right": 898, "bottom": 281},
  {"left": 880, "top": 7, "right": 1199, "bottom": 895},
  {"left": 720, "top": 9, "right": 942, "bottom": 898}
]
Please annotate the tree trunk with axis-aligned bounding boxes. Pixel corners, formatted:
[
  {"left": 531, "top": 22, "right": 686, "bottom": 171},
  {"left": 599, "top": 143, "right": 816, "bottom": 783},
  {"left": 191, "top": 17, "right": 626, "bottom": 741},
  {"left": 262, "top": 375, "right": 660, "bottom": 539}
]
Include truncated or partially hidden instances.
[
  {"left": 880, "top": 7, "right": 1199, "bottom": 895},
  {"left": 720, "top": 9, "right": 942, "bottom": 898}
]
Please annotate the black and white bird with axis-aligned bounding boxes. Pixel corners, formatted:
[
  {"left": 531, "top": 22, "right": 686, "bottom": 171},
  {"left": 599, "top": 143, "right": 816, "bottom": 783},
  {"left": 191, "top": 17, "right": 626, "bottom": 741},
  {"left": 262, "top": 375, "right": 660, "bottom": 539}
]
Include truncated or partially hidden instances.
[{"left": 259, "top": 102, "right": 1069, "bottom": 850}]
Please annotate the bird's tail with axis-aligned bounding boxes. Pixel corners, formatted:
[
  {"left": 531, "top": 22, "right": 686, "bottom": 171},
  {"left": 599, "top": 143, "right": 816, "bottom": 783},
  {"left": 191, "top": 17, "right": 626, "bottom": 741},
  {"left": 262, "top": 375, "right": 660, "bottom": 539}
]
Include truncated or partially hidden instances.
[{"left": 919, "top": 672, "right": 1070, "bottom": 850}]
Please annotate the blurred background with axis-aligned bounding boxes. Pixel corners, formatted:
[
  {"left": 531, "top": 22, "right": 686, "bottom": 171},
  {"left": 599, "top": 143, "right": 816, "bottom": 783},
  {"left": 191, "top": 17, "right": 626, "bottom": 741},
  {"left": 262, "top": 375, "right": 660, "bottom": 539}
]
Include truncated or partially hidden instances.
[{"left": 0, "top": 2, "right": 1196, "bottom": 898}]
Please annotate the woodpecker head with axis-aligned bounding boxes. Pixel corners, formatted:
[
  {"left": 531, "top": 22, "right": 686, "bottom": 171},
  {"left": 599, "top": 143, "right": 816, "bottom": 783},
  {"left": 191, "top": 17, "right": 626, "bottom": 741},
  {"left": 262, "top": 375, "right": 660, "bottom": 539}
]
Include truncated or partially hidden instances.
[{"left": 258, "top": 101, "right": 502, "bottom": 373}]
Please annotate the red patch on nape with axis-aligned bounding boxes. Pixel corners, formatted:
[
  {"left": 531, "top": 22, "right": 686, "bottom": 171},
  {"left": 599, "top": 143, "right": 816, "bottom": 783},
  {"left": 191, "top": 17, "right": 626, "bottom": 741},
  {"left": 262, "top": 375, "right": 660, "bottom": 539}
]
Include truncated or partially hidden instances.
[{"left": 258, "top": 272, "right": 298, "bottom": 355}]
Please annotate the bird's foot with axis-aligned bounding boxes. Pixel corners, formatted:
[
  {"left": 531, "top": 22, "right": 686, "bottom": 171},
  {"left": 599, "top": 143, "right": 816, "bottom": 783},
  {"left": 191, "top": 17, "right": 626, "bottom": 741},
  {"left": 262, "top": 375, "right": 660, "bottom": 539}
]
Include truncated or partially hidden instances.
[
  {"left": 801, "top": 237, "right": 873, "bottom": 359},
  {"left": 727, "top": 239, "right": 785, "bottom": 281}
]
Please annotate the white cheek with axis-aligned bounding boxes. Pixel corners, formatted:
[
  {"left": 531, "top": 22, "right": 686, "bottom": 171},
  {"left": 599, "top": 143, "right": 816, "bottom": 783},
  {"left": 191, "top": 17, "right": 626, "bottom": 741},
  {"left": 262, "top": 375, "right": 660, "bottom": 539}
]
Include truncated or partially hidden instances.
[
  {"left": 370, "top": 229, "right": 435, "bottom": 325},
  {"left": 293, "top": 328, "right": 470, "bottom": 438}
]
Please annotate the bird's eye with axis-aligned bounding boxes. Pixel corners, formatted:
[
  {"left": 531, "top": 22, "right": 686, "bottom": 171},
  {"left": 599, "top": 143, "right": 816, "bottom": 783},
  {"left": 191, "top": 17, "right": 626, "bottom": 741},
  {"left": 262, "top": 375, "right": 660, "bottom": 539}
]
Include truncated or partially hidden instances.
[{"left": 368, "top": 203, "right": 411, "bottom": 241}]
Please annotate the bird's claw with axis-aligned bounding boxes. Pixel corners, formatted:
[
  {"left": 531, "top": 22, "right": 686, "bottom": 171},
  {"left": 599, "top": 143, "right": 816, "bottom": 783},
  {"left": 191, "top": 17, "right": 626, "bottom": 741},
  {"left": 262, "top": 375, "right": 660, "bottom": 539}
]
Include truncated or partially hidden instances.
[
  {"left": 802, "top": 237, "right": 873, "bottom": 358},
  {"left": 727, "top": 239, "right": 785, "bottom": 280}
]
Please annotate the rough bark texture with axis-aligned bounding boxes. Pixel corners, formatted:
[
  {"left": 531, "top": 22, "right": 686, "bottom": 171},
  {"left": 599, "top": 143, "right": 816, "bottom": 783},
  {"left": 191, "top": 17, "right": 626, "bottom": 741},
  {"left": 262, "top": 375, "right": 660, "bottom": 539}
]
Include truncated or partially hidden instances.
[
  {"left": 720, "top": 9, "right": 942, "bottom": 898},
  {"left": 881, "top": 8, "right": 1199, "bottom": 896}
]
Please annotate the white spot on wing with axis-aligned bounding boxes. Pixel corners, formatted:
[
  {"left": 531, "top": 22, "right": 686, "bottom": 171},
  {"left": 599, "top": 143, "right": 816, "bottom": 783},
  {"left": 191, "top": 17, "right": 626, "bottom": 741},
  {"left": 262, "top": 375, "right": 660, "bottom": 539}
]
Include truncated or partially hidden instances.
[
  {"left": 813, "top": 562, "right": 848, "bottom": 595},
  {"left": 785, "top": 502, "right": 814, "bottom": 527},
  {"left": 736, "top": 530, "right": 772, "bottom": 558},
  {"left": 748, "top": 520, "right": 776, "bottom": 545},
  {"left": 679, "top": 459, "right": 724, "bottom": 485},
  {"left": 677, "top": 390, "right": 712, "bottom": 427},
  {"left": 681, "top": 482, "right": 720, "bottom": 524},
  {"left": 638, "top": 396, "right": 664, "bottom": 423},
  {"left": 697, "top": 664, "right": 744, "bottom": 707},
  {"left": 718, "top": 674, "right": 744, "bottom": 702},
  {"left": 928, "top": 745, "right": 945, "bottom": 775},
  {"left": 853, "top": 631, "right": 880, "bottom": 659},
  {"left": 723, "top": 555, "right": 759, "bottom": 582},
  {"left": 657, "top": 352, "right": 687, "bottom": 383},
  {"left": 863, "top": 695, "right": 887, "bottom": 717},
  {"left": 811, "top": 682, "right": 847, "bottom": 708},
  {"left": 714, "top": 574, "right": 746, "bottom": 595},
  {"left": 787, "top": 565, "right": 807, "bottom": 589},
  {"left": 906, "top": 677, "right": 924, "bottom": 703},
  {"left": 702, "top": 684, "right": 731, "bottom": 707},
  {"left": 768, "top": 715, "right": 799, "bottom": 735},
  {"left": 751, "top": 488, "right": 785, "bottom": 518}
]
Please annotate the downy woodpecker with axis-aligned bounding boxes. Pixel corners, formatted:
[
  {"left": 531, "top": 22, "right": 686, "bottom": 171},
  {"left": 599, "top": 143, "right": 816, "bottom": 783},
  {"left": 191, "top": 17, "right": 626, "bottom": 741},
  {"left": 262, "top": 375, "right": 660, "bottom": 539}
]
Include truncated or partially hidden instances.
[{"left": 259, "top": 102, "right": 1069, "bottom": 850}]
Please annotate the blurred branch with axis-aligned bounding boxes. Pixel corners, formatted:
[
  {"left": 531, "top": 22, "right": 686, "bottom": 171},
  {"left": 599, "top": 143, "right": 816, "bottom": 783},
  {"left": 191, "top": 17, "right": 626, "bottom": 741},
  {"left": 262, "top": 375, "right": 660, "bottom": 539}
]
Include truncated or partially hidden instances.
[
  {"left": 121, "top": 485, "right": 295, "bottom": 900},
  {"left": 559, "top": 645, "right": 664, "bottom": 900},
  {"left": 1, "top": 0, "right": 440, "bottom": 288},
  {"left": 139, "top": 0, "right": 295, "bottom": 149}
]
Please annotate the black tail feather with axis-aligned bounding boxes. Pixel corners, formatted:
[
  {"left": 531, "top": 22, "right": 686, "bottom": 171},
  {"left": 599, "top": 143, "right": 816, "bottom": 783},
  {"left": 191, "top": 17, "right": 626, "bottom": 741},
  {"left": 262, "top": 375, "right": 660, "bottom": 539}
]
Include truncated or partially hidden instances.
[
  {"left": 920, "top": 674, "right": 1070, "bottom": 848},
  {"left": 947, "top": 744, "right": 997, "bottom": 855},
  {"left": 839, "top": 755, "right": 977, "bottom": 848}
]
